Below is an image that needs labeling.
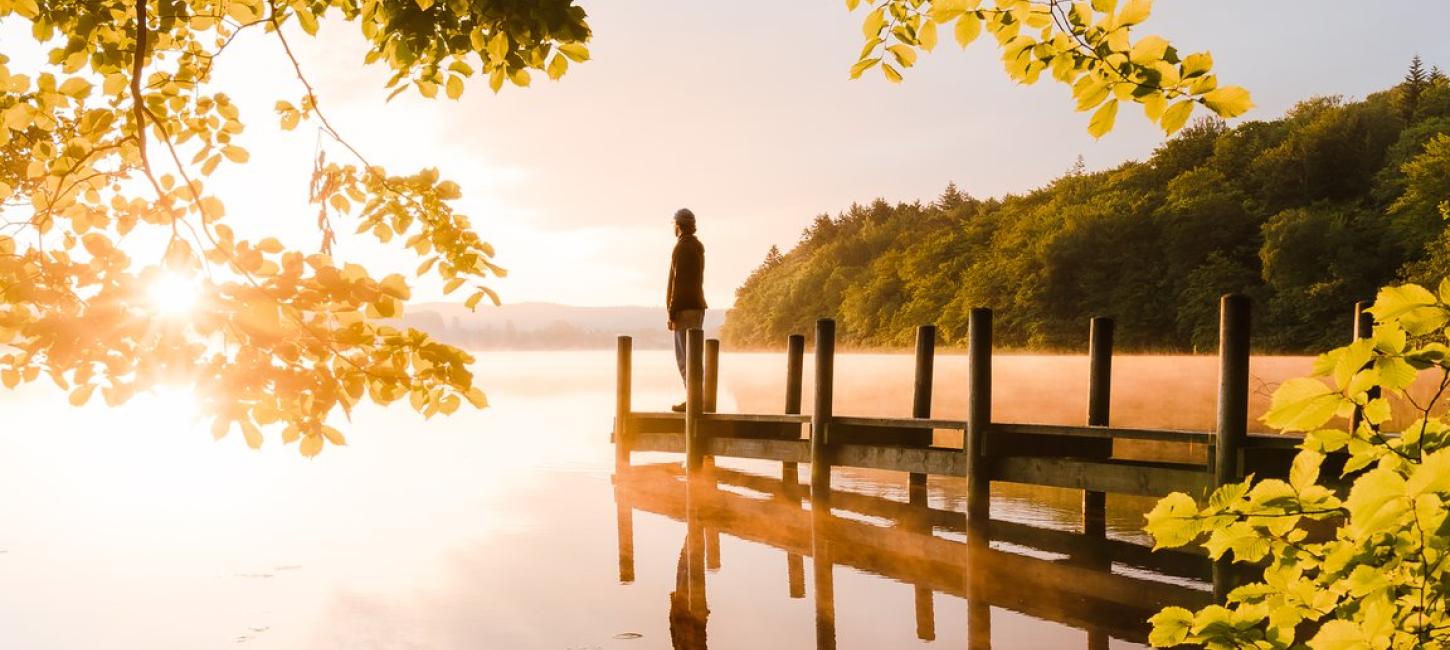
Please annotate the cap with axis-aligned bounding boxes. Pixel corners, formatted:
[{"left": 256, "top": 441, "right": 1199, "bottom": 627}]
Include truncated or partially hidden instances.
[{"left": 673, "top": 208, "right": 696, "bottom": 224}]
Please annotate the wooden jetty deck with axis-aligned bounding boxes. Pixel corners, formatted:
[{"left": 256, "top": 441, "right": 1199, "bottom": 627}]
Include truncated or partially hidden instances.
[
  {"left": 614, "top": 462, "right": 1212, "bottom": 647},
  {"left": 612, "top": 295, "right": 1365, "bottom": 602}
]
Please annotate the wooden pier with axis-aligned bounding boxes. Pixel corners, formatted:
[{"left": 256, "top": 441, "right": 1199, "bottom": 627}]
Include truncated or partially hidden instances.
[
  {"left": 614, "top": 295, "right": 1310, "bottom": 512},
  {"left": 611, "top": 294, "right": 1347, "bottom": 611}
]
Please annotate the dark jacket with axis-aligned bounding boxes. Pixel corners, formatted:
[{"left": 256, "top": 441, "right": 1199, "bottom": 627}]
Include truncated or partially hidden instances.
[{"left": 667, "top": 233, "right": 707, "bottom": 317}]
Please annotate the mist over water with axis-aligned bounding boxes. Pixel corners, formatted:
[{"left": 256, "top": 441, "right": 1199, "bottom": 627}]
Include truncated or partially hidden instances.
[{"left": 0, "top": 350, "right": 1339, "bottom": 648}]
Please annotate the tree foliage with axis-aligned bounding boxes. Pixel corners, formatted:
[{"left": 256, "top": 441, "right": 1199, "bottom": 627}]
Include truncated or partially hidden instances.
[
  {"left": 846, "top": 0, "right": 1252, "bottom": 137},
  {"left": 1144, "top": 281, "right": 1450, "bottom": 649},
  {"left": 723, "top": 63, "right": 1450, "bottom": 352},
  {"left": 0, "top": 0, "right": 591, "bottom": 455}
]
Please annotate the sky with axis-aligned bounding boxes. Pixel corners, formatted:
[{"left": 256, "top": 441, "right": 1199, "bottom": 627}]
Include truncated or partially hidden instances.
[{"left": 7, "top": 1, "right": 1450, "bottom": 308}]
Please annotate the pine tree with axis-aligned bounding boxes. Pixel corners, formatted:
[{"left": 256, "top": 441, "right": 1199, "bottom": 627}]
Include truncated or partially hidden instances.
[
  {"left": 935, "top": 182, "right": 966, "bottom": 210},
  {"left": 763, "top": 245, "right": 783, "bottom": 268},
  {"left": 1402, "top": 54, "right": 1429, "bottom": 121},
  {"left": 1432, "top": 65, "right": 1449, "bottom": 88}
]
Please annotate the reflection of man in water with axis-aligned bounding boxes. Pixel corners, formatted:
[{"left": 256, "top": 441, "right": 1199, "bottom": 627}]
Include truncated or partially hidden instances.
[
  {"left": 666, "top": 208, "right": 707, "bottom": 412},
  {"left": 668, "top": 542, "right": 708, "bottom": 649}
]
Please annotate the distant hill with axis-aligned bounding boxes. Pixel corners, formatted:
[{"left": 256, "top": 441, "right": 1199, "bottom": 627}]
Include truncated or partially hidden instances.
[{"left": 399, "top": 302, "right": 727, "bottom": 350}]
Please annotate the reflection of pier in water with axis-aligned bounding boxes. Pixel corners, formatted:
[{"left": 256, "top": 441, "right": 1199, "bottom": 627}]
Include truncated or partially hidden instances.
[{"left": 614, "top": 462, "right": 1212, "bottom": 648}]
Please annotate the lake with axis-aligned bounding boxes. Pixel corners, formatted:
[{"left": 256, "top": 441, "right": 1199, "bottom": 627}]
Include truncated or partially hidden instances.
[{"left": 0, "top": 349, "right": 1320, "bottom": 649}]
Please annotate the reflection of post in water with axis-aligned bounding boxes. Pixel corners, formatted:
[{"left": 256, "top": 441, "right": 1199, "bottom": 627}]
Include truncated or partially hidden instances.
[
  {"left": 910, "top": 325, "right": 937, "bottom": 642},
  {"left": 965, "top": 518, "right": 992, "bottom": 650},
  {"left": 670, "top": 476, "right": 710, "bottom": 650},
  {"left": 783, "top": 333, "right": 805, "bottom": 491},
  {"left": 811, "top": 502, "right": 837, "bottom": 650},
  {"left": 616, "top": 493, "right": 635, "bottom": 584}
]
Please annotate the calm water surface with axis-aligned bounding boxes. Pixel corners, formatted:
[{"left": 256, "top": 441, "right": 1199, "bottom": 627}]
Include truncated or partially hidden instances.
[{"left": 0, "top": 350, "right": 1318, "bottom": 649}]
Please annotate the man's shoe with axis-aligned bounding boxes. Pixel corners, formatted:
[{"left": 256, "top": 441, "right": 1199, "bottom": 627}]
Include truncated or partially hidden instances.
[{"left": 671, "top": 402, "right": 686, "bottom": 412}]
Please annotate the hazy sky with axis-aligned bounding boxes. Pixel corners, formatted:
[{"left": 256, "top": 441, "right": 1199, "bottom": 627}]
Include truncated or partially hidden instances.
[{"left": 8, "top": 2, "right": 1450, "bottom": 308}]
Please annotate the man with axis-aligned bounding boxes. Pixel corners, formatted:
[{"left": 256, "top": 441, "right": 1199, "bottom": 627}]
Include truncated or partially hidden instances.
[{"left": 667, "top": 208, "right": 707, "bottom": 412}]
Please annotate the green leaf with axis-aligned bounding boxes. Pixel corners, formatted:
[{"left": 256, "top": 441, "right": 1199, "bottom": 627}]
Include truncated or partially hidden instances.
[
  {"left": 1147, "top": 606, "right": 1193, "bottom": 647},
  {"left": 1263, "top": 378, "right": 1341, "bottom": 432},
  {"left": 1144, "top": 491, "right": 1201, "bottom": 548}
]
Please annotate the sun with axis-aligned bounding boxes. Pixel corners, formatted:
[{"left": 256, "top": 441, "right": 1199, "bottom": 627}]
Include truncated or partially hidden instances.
[{"left": 147, "top": 272, "right": 200, "bottom": 317}]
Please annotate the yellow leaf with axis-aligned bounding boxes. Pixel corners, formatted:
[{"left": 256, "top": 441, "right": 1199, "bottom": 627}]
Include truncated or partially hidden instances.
[
  {"left": 1181, "top": 52, "right": 1212, "bottom": 77},
  {"left": 300, "top": 434, "right": 323, "bottom": 457},
  {"left": 887, "top": 44, "right": 918, "bottom": 68},
  {"left": 558, "top": 43, "right": 590, "bottom": 63},
  {"left": 1159, "top": 99, "right": 1194, "bottom": 134},
  {"left": 918, "top": 20, "right": 938, "bottom": 52},
  {"left": 1202, "top": 85, "right": 1253, "bottom": 118},
  {"left": 69, "top": 384, "right": 95, "bottom": 406},
  {"left": 322, "top": 426, "right": 346, "bottom": 446},
  {"left": 13, "top": 0, "right": 39, "bottom": 18},
  {"left": 1088, "top": 99, "right": 1117, "bottom": 138},
  {"left": 414, "top": 0, "right": 434, "bottom": 9},
  {"left": 863, "top": 6, "right": 885, "bottom": 37},
  {"left": 1116, "top": 0, "right": 1151, "bottom": 26},
  {"left": 1128, "top": 35, "right": 1167, "bottom": 65},
  {"left": 241, "top": 421, "right": 263, "bottom": 449},
  {"left": 546, "top": 53, "right": 569, "bottom": 80},
  {"left": 954, "top": 13, "right": 981, "bottom": 48},
  {"left": 881, "top": 63, "right": 903, "bottom": 84},
  {"left": 446, "top": 75, "right": 464, "bottom": 100},
  {"left": 222, "top": 145, "right": 249, "bottom": 163},
  {"left": 464, "top": 387, "right": 489, "bottom": 409},
  {"left": 58, "top": 77, "right": 91, "bottom": 99}
]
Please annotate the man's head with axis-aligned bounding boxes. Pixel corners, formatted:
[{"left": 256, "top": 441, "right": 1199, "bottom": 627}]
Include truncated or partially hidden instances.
[{"left": 673, "top": 208, "right": 696, "bottom": 236}]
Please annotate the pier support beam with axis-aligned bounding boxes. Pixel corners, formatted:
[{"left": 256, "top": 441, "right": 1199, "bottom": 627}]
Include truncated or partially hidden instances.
[
  {"left": 966, "top": 308, "right": 992, "bottom": 523},
  {"left": 811, "top": 319, "right": 836, "bottom": 502},
  {"left": 615, "top": 335, "right": 632, "bottom": 471},
  {"left": 704, "top": 338, "right": 720, "bottom": 413},
  {"left": 1349, "top": 301, "right": 1378, "bottom": 434},
  {"left": 910, "top": 325, "right": 936, "bottom": 505},
  {"left": 784, "top": 334, "right": 806, "bottom": 488},
  {"left": 1084, "top": 317, "right": 1113, "bottom": 538},
  {"left": 1214, "top": 294, "right": 1251, "bottom": 602},
  {"left": 685, "top": 329, "right": 706, "bottom": 474}
]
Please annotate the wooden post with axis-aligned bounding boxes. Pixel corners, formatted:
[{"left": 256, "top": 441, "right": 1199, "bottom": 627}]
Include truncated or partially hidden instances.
[
  {"left": 811, "top": 319, "right": 836, "bottom": 501},
  {"left": 1214, "top": 294, "right": 1251, "bottom": 602},
  {"left": 911, "top": 325, "right": 936, "bottom": 640},
  {"left": 685, "top": 328, "right": 706, "bottom": 473},
  {"left": 704, "top": 338, "right": 720, "bottom": 413},
  {"left": 966, "top": 308, "right": 992, "bottom": 523},
  {"left": 1084, "top": 317, "right": 1113, "bottom": 538},
  {"left": 1349, "top": 301, "right": 1378, "bottom": 433},
  {"left": 615, "top": 335, "right": 632, "bottom": 471},
  {"left": 1215, "top": 294, "right": 1251, "bottom": 488},
  {"left": 910, "top": 325, "right": 935, "bottom": 505},
  {"left": 784, "top": 334, "right": 806, "bottom": 487}
]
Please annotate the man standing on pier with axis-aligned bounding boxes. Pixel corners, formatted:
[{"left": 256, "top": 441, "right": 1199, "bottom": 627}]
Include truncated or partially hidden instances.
[{"left": 667, "top": 208, "right": 707, "bottom": 412}]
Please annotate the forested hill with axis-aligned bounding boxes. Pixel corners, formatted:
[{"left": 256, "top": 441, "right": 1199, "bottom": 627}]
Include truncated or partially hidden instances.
[{"left": 722, "top": 62, "right": 1450, "bottom": 353}]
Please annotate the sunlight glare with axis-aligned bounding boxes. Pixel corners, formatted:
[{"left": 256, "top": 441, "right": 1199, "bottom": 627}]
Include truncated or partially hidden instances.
[{"left": 147, "top": 272, "right": 200, "bottom": 317}]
